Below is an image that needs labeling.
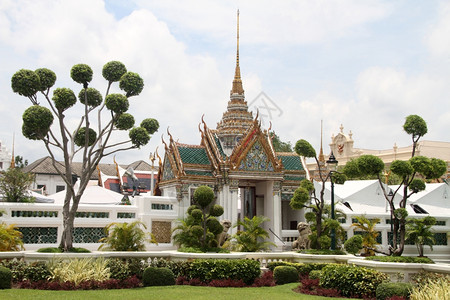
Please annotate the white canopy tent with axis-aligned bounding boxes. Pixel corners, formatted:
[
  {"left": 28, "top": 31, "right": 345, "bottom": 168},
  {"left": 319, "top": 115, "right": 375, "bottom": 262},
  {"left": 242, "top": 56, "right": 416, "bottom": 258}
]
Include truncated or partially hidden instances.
[{"left": 52, "top": 185, "right": 124, "bottom": 205}]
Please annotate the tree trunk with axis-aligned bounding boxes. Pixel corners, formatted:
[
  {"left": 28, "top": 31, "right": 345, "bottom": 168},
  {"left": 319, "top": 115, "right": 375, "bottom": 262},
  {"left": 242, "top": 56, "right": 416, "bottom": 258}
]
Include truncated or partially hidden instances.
[
  {"left": 59, "top": 192, "right": 83, "bottom": 251},
  {"left": 315, "top": 210, "right": 322, "bottom": 249}
]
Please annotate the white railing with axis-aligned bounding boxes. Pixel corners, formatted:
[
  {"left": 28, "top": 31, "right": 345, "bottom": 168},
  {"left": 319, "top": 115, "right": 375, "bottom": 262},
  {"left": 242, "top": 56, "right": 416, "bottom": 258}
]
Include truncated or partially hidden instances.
[{"left": 0, "top": 194, "right": 178, "bottom": 251}]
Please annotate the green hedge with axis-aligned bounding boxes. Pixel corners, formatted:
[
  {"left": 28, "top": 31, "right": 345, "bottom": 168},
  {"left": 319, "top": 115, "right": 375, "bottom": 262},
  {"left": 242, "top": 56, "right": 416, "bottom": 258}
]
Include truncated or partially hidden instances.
[
  {"left": 365, "top": 256, "right": 434, "bottom": 264},
  {"left": 187, "top": 259, "right": 260, "bottom": 285},
  {"left": 376, "top": 282, "right": 412, "bottom": 300},
  {"left": 267, "top": 261, "right": 331, "bottom": 275},
  {"left": 273, "top": 266, "right": 298, "bottom": 285},
  {"left": 320, "top": 264, "right": 388, "bottom": 298},
  {"left": 142, "top": 267, "right": 175, "bottom": 286},
  {"left": 0, "top": 266, "right": 12, "bottom": 289}
]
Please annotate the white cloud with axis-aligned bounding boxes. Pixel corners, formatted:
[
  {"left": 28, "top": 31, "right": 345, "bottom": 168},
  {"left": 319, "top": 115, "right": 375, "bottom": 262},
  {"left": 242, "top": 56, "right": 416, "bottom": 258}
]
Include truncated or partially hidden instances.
[
  {"left": 427, "top": 1, "right": 450, "bottom": 60},
  {"left": 137, "top": 0, "right": 392, "bottom": 45},
  {"left": 0, "top": 0, "right": 448, "bottom": 167}
]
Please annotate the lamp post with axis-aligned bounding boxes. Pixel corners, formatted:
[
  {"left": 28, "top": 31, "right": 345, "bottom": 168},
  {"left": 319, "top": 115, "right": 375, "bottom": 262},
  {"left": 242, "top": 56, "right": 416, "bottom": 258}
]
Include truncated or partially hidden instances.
[
  {"left": 326, "top": 152, "right": 338, "bottom": 250},
  {"left": 388, "top": 190, "right": 394, "bottom": 248}
]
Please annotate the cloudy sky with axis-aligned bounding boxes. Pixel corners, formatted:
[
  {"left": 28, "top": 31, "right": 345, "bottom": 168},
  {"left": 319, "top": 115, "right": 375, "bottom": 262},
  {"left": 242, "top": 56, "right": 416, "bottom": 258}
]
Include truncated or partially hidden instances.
[{"left": 0, "top": 0, "right": 449, "bottom": 166}]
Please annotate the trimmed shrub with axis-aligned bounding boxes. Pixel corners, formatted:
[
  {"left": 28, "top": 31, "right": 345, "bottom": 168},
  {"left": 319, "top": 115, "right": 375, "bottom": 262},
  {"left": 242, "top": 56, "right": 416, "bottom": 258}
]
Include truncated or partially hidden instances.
[
  {"left": 273, "top": 266, "right": 298, "bottom": 285},
  {"left": 148, "top": 258, "right": 191, "bottom": 278},
  {"left": 187, "top": 259, "right": 260, "bottom": 285},
  {"left": 320, "top": 264, "right": 389, "bottom": 298},
  {"left": 309, "top": 270, "right": 322, "bottom": 279},
  {"left": 300, "top": 249, "right": 346, "bottom": 255},
  {"left": 107, "top": 258, "right": 131, "bottom": 280},
  {"left": 267, "top": 261, "right": 330, "bottom": 276},
  {"left": 0, "top": 266, "right": 12, "bottom": 289},
  {"left": 0, "top": 258, "right": 27, "bottom": 282},
  {"left": 344, "top": 235, "right": 363, "bottom": 255},
  {"left": 376, "top": 282, "right": 412, "bottom": 300},
  {"left": 142, "top": 267, "right": 175, "bottom": 286},
  {"left": 24, "top": 261, "right": 52, "bottom": 282},
  {"left": 366, "top": 256, "right": 434, "bottom": 264}
]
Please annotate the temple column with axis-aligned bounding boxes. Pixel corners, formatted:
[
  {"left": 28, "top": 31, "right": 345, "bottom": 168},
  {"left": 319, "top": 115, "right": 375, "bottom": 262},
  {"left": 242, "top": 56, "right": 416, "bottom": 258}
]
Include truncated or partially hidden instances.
[
  {"left": 229, "top": 179, "right": 239, "bottom": 235},
  {"left": 265, "top": 181, "right": 282, "bottom": 249}
]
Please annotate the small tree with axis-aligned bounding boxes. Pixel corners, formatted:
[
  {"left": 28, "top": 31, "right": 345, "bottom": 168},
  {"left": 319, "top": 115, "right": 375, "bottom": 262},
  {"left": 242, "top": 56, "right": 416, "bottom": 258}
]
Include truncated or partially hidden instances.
[
  {"left": 343, "top": 115, "right": 446, "bottom": 256},
  {"left": 269, "top": 131, "right": 292, "bottom": 152},
  {"left": 172, "top": 185, "right": 224, "bottom": 251},
  {"left": 291, "top": 139, "right": 346, "bottom": 249},
  {"left": 351, "top": 215, "right": 381, "bottom": 256},
  {"left": 11, "top": 62, "right": 159, "bottom": 251},
  {"left": 304, "top": 203, "right": 346, "bottom": 249},
  {"left": 98, "top": 221, "right": 156, "bottom": 251},
  {"left": 0, "top": 167, "right": 35, "bottom": 202},
  {"left": 406, "top": 216, "right": 436, "bottom": 257},
  {"left": 233, "top": 216, "right": 275, "bottom": 252}
]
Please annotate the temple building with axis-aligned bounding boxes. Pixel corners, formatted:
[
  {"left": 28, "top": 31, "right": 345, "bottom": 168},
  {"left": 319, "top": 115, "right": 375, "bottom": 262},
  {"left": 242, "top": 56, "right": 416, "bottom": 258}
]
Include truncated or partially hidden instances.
[
  {"left": 307, "top": 124, "right": 450, "bottom": 181},
  {"left": 157, "top": 11, "right": 307, "bottom": 246}
]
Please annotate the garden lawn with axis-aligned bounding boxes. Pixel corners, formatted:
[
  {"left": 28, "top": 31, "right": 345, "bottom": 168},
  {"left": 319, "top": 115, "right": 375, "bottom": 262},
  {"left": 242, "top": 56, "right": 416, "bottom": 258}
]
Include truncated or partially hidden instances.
[{"left": 0, "top": 283, "right": 352, "bottom": 300}]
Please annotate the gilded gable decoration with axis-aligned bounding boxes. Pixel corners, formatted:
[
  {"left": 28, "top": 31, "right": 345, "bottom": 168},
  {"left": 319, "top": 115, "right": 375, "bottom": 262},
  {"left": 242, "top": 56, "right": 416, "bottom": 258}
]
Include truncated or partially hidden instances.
[{"left": 238, "top": 140, "right": 274, "bottom": 171}]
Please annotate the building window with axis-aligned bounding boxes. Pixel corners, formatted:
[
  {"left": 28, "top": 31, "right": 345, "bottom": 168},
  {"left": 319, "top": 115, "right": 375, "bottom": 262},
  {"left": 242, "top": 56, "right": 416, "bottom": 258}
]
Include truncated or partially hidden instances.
[
  {"left": 56, "top": 185, "right": 65, "bottom": 193},
  {"left": 37, "top": 185, "right": 46, "bottom": 193}
]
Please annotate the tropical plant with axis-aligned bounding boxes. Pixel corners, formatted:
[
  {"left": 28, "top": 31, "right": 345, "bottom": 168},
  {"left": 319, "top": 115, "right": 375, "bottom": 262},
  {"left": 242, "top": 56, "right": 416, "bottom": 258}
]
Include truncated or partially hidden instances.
[
  {"left": 0, "top": 222, "right": 24, "bottom": 251},
  {"left": 0, "top": 167, "right": 35, "bottom": 202},
  {"left": 98, "top": 221, "right": 156, "bottom": 251},
  {"left": 48, "top": 257, "right": 110, "bottom": 285},
  {"left": 406, "top": 216, "right": 436, "bottom": 257},
  {"left": 351, "top": 215, "right": 380, "bottom": 256},
  {"left": 11, "top": 62, "right": 159, "bottom": 251},
  {"left": 343, "top": 115, "right": 446, "bottom": 256},
  {"left": 172, "top": 186, "right": 224, "bottom": 251},
  {"left": 410, "top": 276, "right": 450, "bottom": 300},
  {"left": 233, "top": 216, "right": 275, "bottom": 252}
]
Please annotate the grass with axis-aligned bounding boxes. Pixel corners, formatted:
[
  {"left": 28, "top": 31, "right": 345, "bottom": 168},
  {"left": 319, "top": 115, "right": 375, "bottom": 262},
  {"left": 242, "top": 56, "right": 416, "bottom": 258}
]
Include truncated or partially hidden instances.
[{"left": 0, "top": 283, "right": 352, "bottom": 300}]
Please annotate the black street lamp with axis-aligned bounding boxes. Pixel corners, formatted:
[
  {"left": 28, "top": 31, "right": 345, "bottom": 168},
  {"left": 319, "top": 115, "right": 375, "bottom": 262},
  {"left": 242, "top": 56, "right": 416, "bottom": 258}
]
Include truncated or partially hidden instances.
[
  {"left": 388, "top": 190, "right": 394, "bottom": 248},
  {"left": 326, "top": 152, "right": 338, "bottom": 250}
]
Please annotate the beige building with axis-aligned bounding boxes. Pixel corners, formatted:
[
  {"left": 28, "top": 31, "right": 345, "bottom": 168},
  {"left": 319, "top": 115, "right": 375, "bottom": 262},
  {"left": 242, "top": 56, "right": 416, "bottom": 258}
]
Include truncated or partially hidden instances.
[{"left": 307, "top": 124, "right": 450, "bottom": 180}]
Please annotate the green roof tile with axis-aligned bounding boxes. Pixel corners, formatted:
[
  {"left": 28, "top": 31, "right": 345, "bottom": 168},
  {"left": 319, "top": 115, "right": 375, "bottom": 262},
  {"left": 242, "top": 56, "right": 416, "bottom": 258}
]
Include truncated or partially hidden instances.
[
  {"left": 185, "top": 170, "right": 213, "bottom": 177},
  {"left": 279, "top": 155, "right": 304, "bottom": 171},
  {"left": 284, "top": 175, "right": 304, "bottom": 181},
  {"left": 214, "top": 135, "right": 227, "bottom": 159},
  {"left": 178, "top": 146, "right": 211, "bottom": 165}
]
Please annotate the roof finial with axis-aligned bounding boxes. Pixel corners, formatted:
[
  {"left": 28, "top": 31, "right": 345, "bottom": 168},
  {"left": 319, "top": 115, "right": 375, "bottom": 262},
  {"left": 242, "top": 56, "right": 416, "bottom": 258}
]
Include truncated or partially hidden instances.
[
  {"left": 318, "top": 120, "right": 325, "bottom": 162},
  {"left": 231, "top": 9, "right": 244, "bottom": 95}
]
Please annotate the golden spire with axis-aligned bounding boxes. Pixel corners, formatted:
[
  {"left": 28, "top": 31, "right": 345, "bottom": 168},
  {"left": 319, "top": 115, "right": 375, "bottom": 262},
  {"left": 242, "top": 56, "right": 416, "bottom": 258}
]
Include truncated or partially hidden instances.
[
  {"left": 318, "top": 120, "right": 325, "bottom": 162},
  {"left": 10, "top": 133, "right": 15, "bottom": 169},
  {"left": 231, "top": 9, "right": 244, "bottom": 95}
]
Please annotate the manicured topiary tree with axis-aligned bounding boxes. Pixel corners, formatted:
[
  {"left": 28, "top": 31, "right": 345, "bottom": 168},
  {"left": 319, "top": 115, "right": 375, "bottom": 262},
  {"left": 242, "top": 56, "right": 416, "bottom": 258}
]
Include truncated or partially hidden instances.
[
  {"left": 11, "top": 62, "right": 159, "bottom": 251},
  {"left": 172, "top": 185, "right": 224, "bottom": 251},
  {"left": 344, "top": 234, "right": 363, "bottom": 255},
  {"left": 342, "top": 115, "right": 446, "bottom": 256},
  {"left": 291, "top": 140, "right": 346, "bottom": 249}
]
